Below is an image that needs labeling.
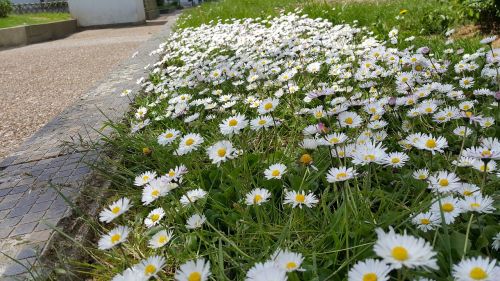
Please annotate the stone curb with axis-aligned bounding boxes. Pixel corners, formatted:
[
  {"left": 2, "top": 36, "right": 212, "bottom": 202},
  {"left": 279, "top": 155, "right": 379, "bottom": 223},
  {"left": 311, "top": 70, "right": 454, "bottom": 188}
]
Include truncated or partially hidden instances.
[{"left": 0, "top": 11, "right": 180, "bottom": 279}]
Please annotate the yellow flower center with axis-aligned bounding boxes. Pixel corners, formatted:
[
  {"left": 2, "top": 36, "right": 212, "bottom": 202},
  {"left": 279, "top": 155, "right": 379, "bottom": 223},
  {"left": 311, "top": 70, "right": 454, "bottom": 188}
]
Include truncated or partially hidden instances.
[
  {"left": 418, "top": 174, "right": 427, "bottom": 179},
  {"left": 188, "top": 272, "right": 201, "bottom": 281},
  {"left": 465, "top": 111, "right": 473, "bottom": 118},
  {"left": 295, "top": 194, "right": 305, "bottom": 203},
  {"left": 271, "top": 170, "right": 280, "bottom": 177},
  {"left": 391, "top": 158, "right": 400, "bottom": 164},
  {"left": 264, "top": 102, "right": 273, "bottom": 110},
  {"left": 111, "top": 234, "right": 121, "bottom": 244},
  {"left": 469, "top": 267, "right": 487, "bottom": 280},
  {"left": 481, "top": 150, "right": 491, "bottom": 157},
  {"left": 442, "top": 203, "right": 454, "bottom": 212},
  {"left": 421, "top": 218, "right": 430, "bottom": 225},
  {"left": 391, "top": 246, "right": 409, "bottom": 261},
  {"left": 336, "top": 172, "right": 347, "bottom": 180},
  {"left": 345, "top": 117, "right": 353, "bottom": 124},
  {"left": 439, "top": 179, "right": 449, "bottom": 187},
  {"left": 253, "top": 194, "right": 263, "bottom": 204},
  {"left": 151, "top": 214, "right": 160, "bottom": 222},
  {"left": 143, "top": 175, "right": 150, "bottom": 181},
  {"left": 217, "top": 148, "right": 227, "bottom": 157},
  {"left": 330, "top": 137, "right": 340, "bottom": 144},
  {"left": 258, "top": 119, "right": 266, "bottom": 125},
  {"left": 364, "top": 154, "right": 375, "bottom": 161},
  {"left": 158, "top": 235, "right": 167, "bottom": 244},
  {"left": 185, "top": 138, "right": 195, "bottom": 146},
  {"left": 286, "top": 262, "right": 297, "bottom": 270},
  {"left": 151, "top": 190, "right": 160, "bottom": 197},
  {"left": 363, "top": 273, "right": 378, "bottom": 281},
  {"left": 228, "top": 119, "right": 238, "bottom": 126},
  {"left": 425, "top": 107, "right": 433, "bottom": 113},
  {"left": 463, "top": 105, "right": 470, "bottom": 110},
  {"left": 463, "top": 191, "right": 473, "bottom": 196},
  {"left": 144, "top": 264, "right": 157, "bottom": 275},
  {"left": 425, "top": 139, "right": 437, "bottom": 149},
  {"left": 315, "top": 112, "right": 323, "bottom": 118},
  {"left": 168, "top": 170, "right": 175, "bottom": 177},
  {"left": 470, "top": 203, "right": 480, "bottom": 208},
  {"left": 111, "top": 206, "right": 121, "bottom": 214},
  {"left": 166, "top": 133, "right": 173, "bottom": 138}
]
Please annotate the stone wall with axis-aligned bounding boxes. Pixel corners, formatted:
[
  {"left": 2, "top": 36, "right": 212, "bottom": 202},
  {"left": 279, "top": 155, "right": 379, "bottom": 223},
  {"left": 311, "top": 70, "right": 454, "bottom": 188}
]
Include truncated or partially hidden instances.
[{"left": 143, "top": 0, "right": 159, "bottom": 20}]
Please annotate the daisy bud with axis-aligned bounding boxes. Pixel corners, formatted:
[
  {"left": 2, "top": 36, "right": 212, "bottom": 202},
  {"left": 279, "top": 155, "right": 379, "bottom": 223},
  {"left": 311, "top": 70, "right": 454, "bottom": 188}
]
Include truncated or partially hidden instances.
[
  {"left": 299, "top": 153, "right": 313, "bottom": 165},
  {"left": 495, "top": 91, "right": 500, "bottom": 101},
  {"left": 143, "top": 147, "right": 152, "bottom": 156}
]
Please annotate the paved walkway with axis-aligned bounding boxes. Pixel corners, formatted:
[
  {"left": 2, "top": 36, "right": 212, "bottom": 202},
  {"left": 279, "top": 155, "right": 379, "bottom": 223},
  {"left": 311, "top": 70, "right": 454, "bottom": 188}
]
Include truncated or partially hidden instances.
[
  {"left": 0, "top": 13, "right": 179, "bottom": 280},
  {"left": 0, "top": 24, "right": 163, "bottom": 159}
]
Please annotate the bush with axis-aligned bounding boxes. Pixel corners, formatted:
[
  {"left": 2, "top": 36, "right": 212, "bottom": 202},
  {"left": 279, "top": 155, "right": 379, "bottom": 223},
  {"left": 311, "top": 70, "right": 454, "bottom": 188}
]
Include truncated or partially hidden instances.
[
  {"left": 0, "top": 0, "right": 12, "bottom": 18},
  {"left": 452, "top": 0, "right": 500, "bottom": 29}
]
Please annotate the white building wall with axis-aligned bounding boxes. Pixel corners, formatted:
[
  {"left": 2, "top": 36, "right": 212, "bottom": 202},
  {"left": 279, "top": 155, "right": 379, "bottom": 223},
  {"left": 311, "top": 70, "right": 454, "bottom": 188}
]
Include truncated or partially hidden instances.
[{"left": 68, "top": 0, "right": 146, "bottom": 27}]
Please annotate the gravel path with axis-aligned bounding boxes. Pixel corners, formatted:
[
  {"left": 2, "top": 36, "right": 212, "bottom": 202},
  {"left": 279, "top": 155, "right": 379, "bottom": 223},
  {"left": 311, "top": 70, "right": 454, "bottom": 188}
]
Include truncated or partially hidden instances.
[{"left": 0, "top": 25, "right": 163, "bottom": 159}]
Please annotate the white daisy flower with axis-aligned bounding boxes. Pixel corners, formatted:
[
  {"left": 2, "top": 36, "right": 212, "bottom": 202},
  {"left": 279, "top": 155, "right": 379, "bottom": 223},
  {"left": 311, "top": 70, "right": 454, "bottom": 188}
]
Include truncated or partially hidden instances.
[
  {"left": 206, "top": 140, "right": 238, "bottom": 165},
  {"left": 258, "top": 98, "right": 279, "bottom": 114},
  {"left": 142, "top": 179, "right": 177, "bottom": 205},
  {"left": 98, "top": 225, "right": 130, "bottom": 250},
  {"left": 148, "top": 229, "right": 174, "bottom": 249},
  {"left": 111, "top": 267, "right": 146, "bottom": 281},
  {"left": 411, "top": 211, "right": 440, "bottom": 232},
  {"left": 245, "top": 188, "right": 271, "bottom": 206},
  {"left": 134, "top": 171, "right": 157, "bottom": 187},
  {"left": 427, "top": 170, "right": 461, "bottom": 193},
  {"left": 99, "top": 197, "right": 132, "bottom": 223},
  {"left": 492, "top": 233, "right": 500, "bottom": 251},
  {"left": 246, "top": 261, "right": 287, "bottom": 281},
  {"left": 430, "top": 196, "right": 463, "bottom": 224},
  {"left": 144, "top": 207, "right": 165, "bottom": 228},
  {"left": 338, "top": 111, "right": 363, "bottom": 128},
  {"left": 460, "top": 195, "right": 495, "bottom": 214},
  {"left": 347, "top": 258, "right": 392, "bottom": 281},
  {"left": 326, "top": 166, "right": 358, "bottom": 182},
  {"left": 383, "top": 152, "right": 409, "bottom": 168},
  {"left": 413, "top": 168, "right": 430, "bottom": 180},
  {"left": 180, "top": 188, "right": 207, "bottom": 206},
  {"left": 250, "top": 115, "right": 274, "bottom": 130},
  {"left": 374, "top": 227, "right": 438, "bottom": 270},
  {"left": 219, "top": 114, "right": 248, "bottom": 135},
  {"left": 176, "top": 133, "right": 204, "bottom": 155},
  {"left": 284, "top": 190, "right": 318, "bottom": 208},
  {"left": 414, "top": 133, "right": 448, "bottom": 154},
  {"left": 186, "top": 213, "right": 206, "bottom": 229},
  {"left": 175, "top": 259, "right": 211, "bottom": 281},
  {"left": 272, "top": 249, "right": 304, "bottom": 272},
  {"left": 158, "top": 129, "right": 181, "bottom": 145},
  {"left": 264, "top": 163, "right": 287, "bottom": 180},
  {"left": 137, "top": 255, "right": 166, "bottom": 278},
  {"left": 452, "top": 256, "right": 499, "bottom": 281}
]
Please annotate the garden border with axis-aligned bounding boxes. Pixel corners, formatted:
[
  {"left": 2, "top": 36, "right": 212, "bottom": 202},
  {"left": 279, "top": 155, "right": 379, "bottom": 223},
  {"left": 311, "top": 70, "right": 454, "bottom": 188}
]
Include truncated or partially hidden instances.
[{"left": 0, "top": 19, "right": 77, "bottom": 48}]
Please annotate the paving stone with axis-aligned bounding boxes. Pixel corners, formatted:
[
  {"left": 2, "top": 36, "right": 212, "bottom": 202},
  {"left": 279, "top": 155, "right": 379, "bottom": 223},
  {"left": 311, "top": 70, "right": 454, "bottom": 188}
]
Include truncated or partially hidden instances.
[
  {"left": 2, "top": 257, "right": 35, "bottom": 276},
  {"left": 8, "top": 185, "right": 30, "bottom": 195},
  {"left": 0, "top": 199, "right": 18, "bottom": 211},
  {"left": 0, "top": 226, "right": 12, "bottom": 239},
  {"left": 15, "top": 243, "right": 43, "bottom": 260},
  {"left": 6, "top": 204, "right": 32, "bottom": 219},
  {"left": 20, "top": 211, "right": 45, "bottom": 224},
  {"left": 29, "top": 200, "right": 52, "bottom": 213},
  {"left": 35, "top": 218, "right": 59, "bottom": 231},
  {"left": 0, "top": 188, "right": 12, "bottom": 197},
  {"left": 0, "top": 216, "right": 22, "bottom": 228},
  {"left": 10, "top": 222, "right": 38, "bottom": 237}
]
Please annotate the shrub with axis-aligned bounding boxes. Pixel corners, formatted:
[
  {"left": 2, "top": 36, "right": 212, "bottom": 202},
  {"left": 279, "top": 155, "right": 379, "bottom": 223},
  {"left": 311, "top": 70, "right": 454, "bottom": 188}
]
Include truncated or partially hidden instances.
[
  {"left": 452, "top": 0, "right": 500, "bottom": 29},
  {"left": 0, "top": 0, "right": 12, "bottom": 18}
]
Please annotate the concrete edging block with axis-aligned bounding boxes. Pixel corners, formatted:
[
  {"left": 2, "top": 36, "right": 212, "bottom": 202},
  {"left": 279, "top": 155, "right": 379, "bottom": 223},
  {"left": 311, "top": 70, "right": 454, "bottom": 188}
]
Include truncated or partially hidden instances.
[{"left": 0, "top": 19, "right": 77, "bottom": 48}]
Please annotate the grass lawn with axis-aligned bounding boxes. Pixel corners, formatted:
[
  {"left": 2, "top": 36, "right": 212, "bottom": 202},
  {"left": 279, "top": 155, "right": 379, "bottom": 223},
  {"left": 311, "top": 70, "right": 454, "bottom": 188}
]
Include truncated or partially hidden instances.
[
  {"left": 0, "top": 13, "right": 72, "bottom": 29},
  {"left": 177, "top": 0, "right": 483, "bottom": 52}
]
